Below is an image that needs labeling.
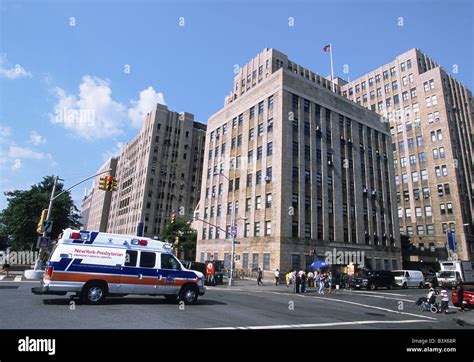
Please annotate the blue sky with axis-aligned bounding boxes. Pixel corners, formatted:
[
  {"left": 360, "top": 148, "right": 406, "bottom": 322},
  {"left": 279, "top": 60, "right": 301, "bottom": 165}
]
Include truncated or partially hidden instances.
[{"left": 0, "top": 0, "right": 472, "bottom": 210}]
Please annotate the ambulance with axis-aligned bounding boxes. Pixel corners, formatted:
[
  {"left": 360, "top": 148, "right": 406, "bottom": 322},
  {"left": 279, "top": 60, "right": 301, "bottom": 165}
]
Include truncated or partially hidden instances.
[{"left": 31, "top": 229, "right": 205, "bottom": 304}]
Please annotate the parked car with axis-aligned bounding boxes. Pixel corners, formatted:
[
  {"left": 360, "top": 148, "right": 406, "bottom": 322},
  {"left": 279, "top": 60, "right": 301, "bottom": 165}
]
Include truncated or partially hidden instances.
[
  {"left": 392, "top": 270, "right": 425, "bottom": 289},
  {"left": 350, "top": 270, "right": 395, "bottom": 290},
  {"left": 451, "top": 284, "right": 474, "bottom": 309},
  {"left": 182, "top": 261, "right": 207, "bottom": 276}
]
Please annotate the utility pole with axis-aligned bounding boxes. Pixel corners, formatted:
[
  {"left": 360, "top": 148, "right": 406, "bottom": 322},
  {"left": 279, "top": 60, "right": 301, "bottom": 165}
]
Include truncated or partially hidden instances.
[{"left": 26, "top": 169, "right": 113, "bottom": 278}]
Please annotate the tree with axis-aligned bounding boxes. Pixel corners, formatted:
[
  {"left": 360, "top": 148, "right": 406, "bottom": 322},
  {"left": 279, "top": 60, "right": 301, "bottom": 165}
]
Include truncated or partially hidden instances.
[
  {"left": 0, "top": 176, "right": 81, "bottom": 250},
  {"left": 160, "top": 217, "right": 197, "bottom": 260}
]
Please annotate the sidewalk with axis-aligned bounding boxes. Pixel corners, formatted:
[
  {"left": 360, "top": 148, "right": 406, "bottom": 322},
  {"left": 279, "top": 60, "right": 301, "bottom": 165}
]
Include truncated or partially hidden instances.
[{"left": 210, "top": 278, "right": 337, "bottom": 294}]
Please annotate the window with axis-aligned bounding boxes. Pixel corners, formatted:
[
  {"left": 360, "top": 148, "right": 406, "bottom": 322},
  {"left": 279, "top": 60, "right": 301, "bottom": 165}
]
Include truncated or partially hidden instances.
[
  {"left": 417, "top": 225, "right": 425, "bottom": 235},
  {"left": 425, "top": 206, "right": 432, "bottom": 217},
  {"left": 410, "top": 88, "right": 417, "bottom": 97},
  {"left": 257, "top": 146, "right": 263, "bottom": 160},
  {"left": 437, "top": 129, "right": 442, "bottom": 140},
  {"left": 258, "top": 123, "right": 264, "bottom": 137},
  {"left": 405, "top": 208, "right": 412, "bottom": 218},
  {"left": 258, "top": 101, "right": 264, "bottom": 114},
  {"left": 254, "top": 222, "right": 261, "bottom": 236},
  {"left": 265, "top": 221, "right": 272, "bottom": 236},
  {"left": 249, "top": 128, "right": 255, "bottom": 141},
  {"left": 256, "top": 170, "right": 262, "bottom": 184},
  {"left": 244, "top": 223, "right": 250, "bottom": 237},
  {"left": 263, "top": 253, "right": 270, "bottom": 270},
  {"left": 267, "top": 142, "right": 273, "bottom": 156},
  {"left": 409, "top": 154, "right": 417, "bottom": 165},
  {"left": 268, "top": 95, "right": 274, "bottom": 110},
  {"left": 400, "top": 157, "right": 407, "bottom": 167},
  {"left": 161, "top": 254, "right": 180, "bottom": 270},
  {"left": 433, "top": 148, "right": 439, "bottom": 160},
  {"left": 447, "top": 203, "right": 453, "bottom": 214},
  {"left": 442, "top": 165, "right": 448, "bottom": 176},
  {"left": 415, "top": 207, "right": 422, "bottom": 217},
  {"left": 421, "top": 169, "right": 428, "bottom": 181},
  {"left": 252, "top": 253, "right": 259, "bottom": 270},
  {"left": 248, "top": 150, "right": 253, "bottom": 163},
  {"left": 427, "top": 224, "right": 435, "bottom": 235},
  {"left": 416, "top": 136, "right": 423, "bottom": 146},
  {"left": 419, "top": 152, "right": 426, "bottom": 163},
  {"left": 242, "top": 253, "right": 249, "bottom": 269},
  {"left": 256, "top": 195, "right": 262, "bottom": 210},
  {"left": 125, "top": 250, "right": 138, "bottom": 267},
  {"left": 411, "top": 171, "right": 418, "bottom": 182},
  {"left": 140, "top": 252, "right": 156, "bottom": 268},
  {"left": 402, "top": 173, "right": 408, "bottom": 184},
  {"left": 266, "top": 193, "right": 272, "bottom": 208}
]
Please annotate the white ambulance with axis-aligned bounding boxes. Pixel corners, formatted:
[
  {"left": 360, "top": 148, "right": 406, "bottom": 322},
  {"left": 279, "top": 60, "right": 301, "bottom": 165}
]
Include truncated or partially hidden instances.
[{"left": 32, "top": 229, "right": 205, "bottom": 304}]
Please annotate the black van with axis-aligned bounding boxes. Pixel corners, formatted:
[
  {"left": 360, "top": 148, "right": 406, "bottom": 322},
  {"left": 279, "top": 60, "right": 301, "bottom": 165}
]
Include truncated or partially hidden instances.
[{"left": 350, "top": 270, "right": 395, "bottom": 290}]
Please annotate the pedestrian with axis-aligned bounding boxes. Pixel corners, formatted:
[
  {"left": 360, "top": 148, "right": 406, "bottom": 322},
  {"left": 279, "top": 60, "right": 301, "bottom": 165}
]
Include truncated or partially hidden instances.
[
  {"left": 285, "top": 271, "right": 290, "bottom": 288},
  {"left": 274, "top": 269, "right": 280, "bottom": 286},
  {"left": 257, "top": 267, "right": 263, "bottom": 286},
  {"left": 1, "top": 262, "right": 10, "bottom": 278},
  {"left": 295, "top": 271, "right": 301, "bottom": 294},
  {"left": 300, "top": 271, "right": 307, "bottom": 293},
  {"left": 457, "top": 284, "right": 465, "bottom": 312},
  {"left": 440, "top": 289, "right": 449, "bottom": 314},
  {"left": 327, "top": 272, "right": 333, "bottom": 294},
  {"left": 318, "top": 272, "right": 325, "bottom": 295},
  {"left": 307, "top": 271, "right": 314, "bottom": 288}
]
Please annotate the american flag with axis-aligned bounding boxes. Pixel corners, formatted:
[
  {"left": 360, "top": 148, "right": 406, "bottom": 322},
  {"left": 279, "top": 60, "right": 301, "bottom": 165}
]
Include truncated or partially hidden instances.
[{"left": 322, "top": 44, "right": 331, "bottom": 52}]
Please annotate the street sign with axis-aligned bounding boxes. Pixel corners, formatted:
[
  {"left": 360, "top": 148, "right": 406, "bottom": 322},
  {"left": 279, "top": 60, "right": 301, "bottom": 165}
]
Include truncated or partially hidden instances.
[
  {"left": 234, "top": 241, "right": 241, "bottom": 244},
  {"left": 42, "top": 220, "right": 53, "bottom": 234},
  {"left": 36, "top": 236, "right": 50, "bottom": 249},
  {"left": 230, "top": 225, "right": 237, "bottom": 237}
]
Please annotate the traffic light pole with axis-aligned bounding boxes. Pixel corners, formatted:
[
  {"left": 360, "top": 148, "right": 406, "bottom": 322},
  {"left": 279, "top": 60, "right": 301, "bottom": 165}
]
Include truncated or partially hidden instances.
[{"left": 30, "top": 168, "right": 113, "bottom": 274}]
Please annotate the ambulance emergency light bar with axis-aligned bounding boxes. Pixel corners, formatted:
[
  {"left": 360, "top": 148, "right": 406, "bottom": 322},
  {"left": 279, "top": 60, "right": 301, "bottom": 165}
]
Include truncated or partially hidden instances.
[{"left": 66, "top": 229, "right": 173, "bottom": 251}]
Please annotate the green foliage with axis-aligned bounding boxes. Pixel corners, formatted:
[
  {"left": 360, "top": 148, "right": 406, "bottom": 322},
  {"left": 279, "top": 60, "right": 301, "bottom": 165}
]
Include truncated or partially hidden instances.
[
  {"left": 0, "top": 176, "right": 81, "bottom": 250},
  {"left": 161, "top": 217, "right": 197, "bottom": 256}
]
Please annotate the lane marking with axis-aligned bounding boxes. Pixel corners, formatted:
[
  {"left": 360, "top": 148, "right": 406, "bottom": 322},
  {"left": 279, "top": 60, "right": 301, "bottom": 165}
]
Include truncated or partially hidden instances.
[
  {"left": 336, "top": 291, "right": 415, "bottom": 303},
  {"left": 13, "top": 276, "right": 22, "bottom": 282},
  {"left": 310, "top": 295, "right": 437, "bottom": 320},
  {"left": 201, "top": 319, "right": 435, "bottom": 330},
  {"left": 0, "top": 276, "right": 4, "bottom": 281}
]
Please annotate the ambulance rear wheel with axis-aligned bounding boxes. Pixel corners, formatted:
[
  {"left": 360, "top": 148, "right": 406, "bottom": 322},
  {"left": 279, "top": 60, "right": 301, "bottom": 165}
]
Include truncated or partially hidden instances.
[
  {"left": 179, "top": 285, "right": 198, "bottom": 305},
  {"left": 81, "top": 282, "right": 107, "bottom": 305}
]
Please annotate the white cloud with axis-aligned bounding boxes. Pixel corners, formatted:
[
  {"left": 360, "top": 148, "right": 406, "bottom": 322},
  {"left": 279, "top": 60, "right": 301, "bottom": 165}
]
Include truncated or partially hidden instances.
[
  {"left": 128, "top": 86, "right": 166, "bottom": 128},
  {"left": 0, "top": 125, "right": 53, "bottom": 170},
  {"left": 7, "top": 145, "right": 45, "bottom": 160},
  {"left": 29, "top": 130, "right": 46, "bottom": 146},
  {"left": 50, "top": 75, "right": 127, "bottom": 140},
  {"left": 0, "top": 54, "right": 32, "bottom": 79}
]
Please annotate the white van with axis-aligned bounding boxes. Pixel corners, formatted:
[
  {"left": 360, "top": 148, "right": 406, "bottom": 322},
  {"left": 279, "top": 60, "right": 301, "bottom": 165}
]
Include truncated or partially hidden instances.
[
  {"left": 32, "top": 229, "right": 205, "bottom": 304},
  {"left": 438, "top": 260, "right": 474, "bottom": 289},
  {"left": 392, "top": 270, "right": 425, "bottom": 289}
]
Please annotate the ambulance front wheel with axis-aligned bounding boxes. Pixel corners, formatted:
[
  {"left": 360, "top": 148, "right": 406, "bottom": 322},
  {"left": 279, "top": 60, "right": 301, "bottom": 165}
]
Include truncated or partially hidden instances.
[
  {"left": 179, "top": 285, "right": 198, "bottom": 305},
  {"left": 81, "top": 281, "right": 108, "bottom": 305}
]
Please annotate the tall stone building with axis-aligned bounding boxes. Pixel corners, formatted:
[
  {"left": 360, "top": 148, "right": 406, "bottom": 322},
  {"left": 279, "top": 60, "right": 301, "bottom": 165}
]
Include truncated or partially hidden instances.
[
  {"left": 86, "top": 157, "right": 118, "bottom": 232},
  {"left": 107, "top": 104, "right": 206, "bottom": 238},
  {"left": 79, "top": 188, "right": 93, "bottom": 229},
  {"left": 195, "top": 48, "right": 401, "bottom": 275},
  {"left": 340, "top": 49, "right": 473, "bottom": 267}
]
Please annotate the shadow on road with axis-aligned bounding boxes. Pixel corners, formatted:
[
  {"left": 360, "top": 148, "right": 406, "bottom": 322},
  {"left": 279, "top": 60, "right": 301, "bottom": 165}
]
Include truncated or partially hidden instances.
[{"left": 41, "top": 297, "right": 227, "bottom": 306}]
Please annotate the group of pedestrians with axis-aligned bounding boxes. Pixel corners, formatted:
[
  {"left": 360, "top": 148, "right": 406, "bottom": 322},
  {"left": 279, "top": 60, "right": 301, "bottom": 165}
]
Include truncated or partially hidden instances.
[{"left": 284, "top": 270, "right": 333, "bottom": 294}]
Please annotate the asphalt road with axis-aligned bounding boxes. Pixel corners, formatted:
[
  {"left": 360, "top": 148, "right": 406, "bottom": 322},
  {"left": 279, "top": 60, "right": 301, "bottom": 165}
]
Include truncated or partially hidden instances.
[{"left": 0, "top": 278, "right": 471, "bottom": 329}]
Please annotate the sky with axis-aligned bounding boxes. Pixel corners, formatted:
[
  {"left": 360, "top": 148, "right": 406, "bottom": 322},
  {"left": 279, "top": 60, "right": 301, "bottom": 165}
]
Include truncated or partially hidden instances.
[{"left": 0, "top": 0, "right": 472, "bottom": 211}]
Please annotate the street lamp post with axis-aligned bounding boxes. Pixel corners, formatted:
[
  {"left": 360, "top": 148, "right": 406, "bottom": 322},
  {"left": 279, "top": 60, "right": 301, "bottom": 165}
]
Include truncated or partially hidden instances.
[{"left": 213, "top": 171, "right": 247, "bottom": 286}]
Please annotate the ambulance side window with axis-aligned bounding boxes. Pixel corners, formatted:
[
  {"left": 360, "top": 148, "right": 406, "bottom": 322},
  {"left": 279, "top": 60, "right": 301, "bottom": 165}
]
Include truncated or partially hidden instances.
[
  {"left": 161, "top": 254, "right": 181, "bottom": 270},
  {"left": 140, "top": 252, "right": 156, "bottom": 268},
  {"left": 125, "top": 250, "right": 138, "bottom": 267}
]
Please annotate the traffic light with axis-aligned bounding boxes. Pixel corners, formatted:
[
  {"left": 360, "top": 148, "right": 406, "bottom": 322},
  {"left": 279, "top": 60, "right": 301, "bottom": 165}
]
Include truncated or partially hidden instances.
[
  {"left": 106, "top": 176, "right": 114, "bottom": 191},
  {"left": 171, "top": 212, "right": 177, "bottom": 224},
  {"left": 98, "top": 176, "right": 107, "bottom": 190},
  {"left": 37, "top": 209, "right": 48, "bottom": 234},
  {"left": 112, "top": 178, "right": 118, "bottom": 191}
]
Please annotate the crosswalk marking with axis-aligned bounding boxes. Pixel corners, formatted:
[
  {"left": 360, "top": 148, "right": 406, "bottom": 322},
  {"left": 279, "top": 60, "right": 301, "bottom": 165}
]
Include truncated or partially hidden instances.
[
  {"left": 0, "top": 275, "right": 5, "bottom": 281},
  {"left": 14, "top": 276, "right": 22, "bottom": 282}
]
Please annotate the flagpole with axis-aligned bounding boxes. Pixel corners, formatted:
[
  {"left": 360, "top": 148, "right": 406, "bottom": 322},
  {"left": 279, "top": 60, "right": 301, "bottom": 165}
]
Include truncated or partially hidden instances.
[{"left": 329, "top": 43, "right": 335, "bottom": 92}]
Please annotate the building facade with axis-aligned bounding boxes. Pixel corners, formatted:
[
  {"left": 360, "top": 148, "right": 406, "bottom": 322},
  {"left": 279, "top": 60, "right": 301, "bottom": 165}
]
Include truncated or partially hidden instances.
[
  {"left": 195, "top": 48, "right": 401, "bottom": 276},
  {"left": 86, "top": 157, "right": 118, "bottom": 232},
  {"left": 107, "top": 103, "right": 206, "bottom": 238},
  {"left": 340, "top": 49, "right": 473, "bottom": 267},
  {"left": 79, "top": 188, "right": 93, "bottom": 229}
]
